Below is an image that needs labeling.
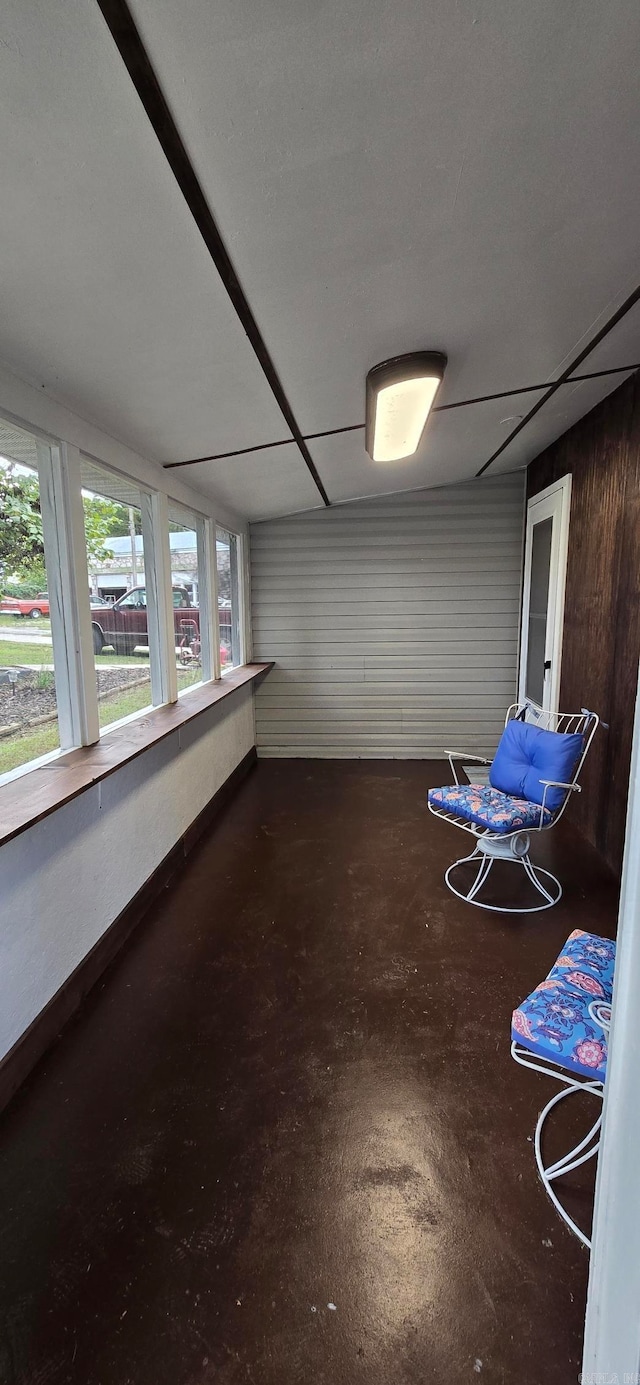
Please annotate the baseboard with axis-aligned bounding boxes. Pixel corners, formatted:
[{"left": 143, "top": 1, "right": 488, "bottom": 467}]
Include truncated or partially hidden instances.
[{"left": 0, "top": 746, "right": 257, "bottom": 1117}]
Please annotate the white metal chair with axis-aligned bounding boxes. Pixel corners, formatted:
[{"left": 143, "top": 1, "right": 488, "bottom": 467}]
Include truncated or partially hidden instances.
[
  {"left": 510, "top": 926, "right": 615, "bottom": 1247},
  {"left": 428, "top": 703, "right": 599, "bottom": 913},
  {"left": 511, "top": 1002, "right": 610, "bottom": 1249}
]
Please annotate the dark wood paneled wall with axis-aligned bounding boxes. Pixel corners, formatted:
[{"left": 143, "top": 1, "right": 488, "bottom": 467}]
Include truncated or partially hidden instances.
[{"left": 527, "top": 372, "right": 640, "bottom": 875}]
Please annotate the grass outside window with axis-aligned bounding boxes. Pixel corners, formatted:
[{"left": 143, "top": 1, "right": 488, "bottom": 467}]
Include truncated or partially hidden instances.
[{"left": 1, "top": 609, "right": 202, "bottom": 773}]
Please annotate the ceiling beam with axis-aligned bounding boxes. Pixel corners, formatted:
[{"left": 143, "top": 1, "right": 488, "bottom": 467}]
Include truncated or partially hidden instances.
[{"left": 95, "top": 0, "right": 331, "bottom": 507}]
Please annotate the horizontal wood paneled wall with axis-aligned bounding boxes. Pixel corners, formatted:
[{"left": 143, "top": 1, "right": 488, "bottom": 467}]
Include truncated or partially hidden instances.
[
  {"left": 251, "top": 474, "right": 524, "bottom": 758},
  {"left": 527, "top": 371, "right": 640, "bottom": 876}
]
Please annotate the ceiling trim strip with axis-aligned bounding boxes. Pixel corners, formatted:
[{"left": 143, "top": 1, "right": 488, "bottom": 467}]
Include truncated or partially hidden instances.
[
  {"left": 475, "top": 287, "right": 640, "bottom": 476},
  {"left": 95, "top": 0, "right": 331, "bottom": 507},
  {"left": 163, "top": 363, "right": 640, "bottom": 471},
  {"left": 436, "top": 362, "right": 640, "bottom": 413}
]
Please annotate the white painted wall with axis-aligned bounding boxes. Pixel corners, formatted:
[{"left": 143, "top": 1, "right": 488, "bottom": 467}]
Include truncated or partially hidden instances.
[{"left": 0, "top": 685, "right": 255, "bottom": 1062}]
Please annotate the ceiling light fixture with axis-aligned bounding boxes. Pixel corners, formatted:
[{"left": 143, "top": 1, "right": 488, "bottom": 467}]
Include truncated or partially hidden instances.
[{"left": 365, "top": 351, "right": 447, "bottom": 462}]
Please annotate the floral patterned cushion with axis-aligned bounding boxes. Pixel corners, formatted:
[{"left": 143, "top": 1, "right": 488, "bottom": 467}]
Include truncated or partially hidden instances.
[
  {"left": 512, "top": 983, "right": 608, "bottom": 1081},
  {"left": 545, "top": 928, "right": 616, "bottom": 1004},
  {"left": 512, "top": 931, "right": 616, "bottom": 1082},
  {"left": 428, "top": 783, "right": 552, "bottom": 834}
]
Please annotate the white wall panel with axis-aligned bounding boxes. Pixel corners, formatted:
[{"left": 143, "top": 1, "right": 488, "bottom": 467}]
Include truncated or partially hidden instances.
[
  {"left": 0, "top": 687, "right": 255, "bottom": 1061},
  {"left": 251, "top": 475, "right": 524, "bottom": 757}
]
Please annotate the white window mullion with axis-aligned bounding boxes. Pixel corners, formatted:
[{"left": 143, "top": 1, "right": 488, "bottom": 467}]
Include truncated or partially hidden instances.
[
  {"left": 197, "top": 515, "right": 220, "bottom": 682},
  {"left": 36, "top": 441, "right": 99, "bottom": 748},
  {"left": 239, "top": 531, "right": 252, "bottom": 664},
  {"left": 140, "top": 489, "right": 178, "bottom": 705},
  {"left": 210, "top": 517, "right": 223, "bottom": 680}
]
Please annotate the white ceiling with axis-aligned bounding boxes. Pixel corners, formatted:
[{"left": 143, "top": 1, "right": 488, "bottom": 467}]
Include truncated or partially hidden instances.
[
  {"left": 0, "top": 1, "right": 290, "bottom": 463},
  {"left": 489, "top": 296, "right": 640, "bottom": 474},
  {"left": 1, "top": 0, "right": 639, "bottom": 518},
  {"left": 173, "top": 443, "right": 322, "bottom": 518}
]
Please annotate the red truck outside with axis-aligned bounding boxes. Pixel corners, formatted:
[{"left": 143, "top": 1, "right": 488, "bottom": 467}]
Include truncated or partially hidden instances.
[{"left": 0, "top": 592, "right": 50, "bottom": 618}]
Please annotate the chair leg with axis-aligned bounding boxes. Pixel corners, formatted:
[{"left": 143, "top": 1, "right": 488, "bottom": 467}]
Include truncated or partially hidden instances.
[
  {"left": 445, "top": 844, "right": 494, "bottom": 905},
  {"left": 534, "top": 1082, "right": 603, "bottom": 1249},
  {"left": 444, "top": 844, "right": 562, "bottom": 912},
  {"left": 466, "top": 848, "right": 494, "bottom": 901},
  {"left": 511, "top": 1043, "right": 603, "bottom": 1248},
  {"left": 522, "top": 856, "right": 562, "bottom": 907}
]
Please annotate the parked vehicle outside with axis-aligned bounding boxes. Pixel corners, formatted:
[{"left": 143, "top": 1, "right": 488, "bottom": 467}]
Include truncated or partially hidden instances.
[
  {"left": 0, "top": 592, "right": 50, "bottom": 618},
  {"left": 90, "top": 584, "right": 232, "bottom": 663},
  {"left": 90, "top": 585, "right": 196, "bottom": 655}
]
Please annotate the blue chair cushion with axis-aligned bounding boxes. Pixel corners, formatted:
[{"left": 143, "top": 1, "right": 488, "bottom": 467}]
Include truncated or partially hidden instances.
[
  {"left": 428, "top": 782, "right": 552, "bottom": 834},
  {"left": 489, "top": 719, "right": 583, "bottom": 811},
  {"left": 511, "top": 981, "right": 608, "bottom": 1081},
  {"left": 545, "top": 928, "right": 616, "bottom": 1004}
]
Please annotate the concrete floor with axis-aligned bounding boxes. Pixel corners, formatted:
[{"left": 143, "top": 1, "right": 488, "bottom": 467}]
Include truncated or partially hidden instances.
[{"left": 0, "top": 760, "right": 619, "bottom": 1385}]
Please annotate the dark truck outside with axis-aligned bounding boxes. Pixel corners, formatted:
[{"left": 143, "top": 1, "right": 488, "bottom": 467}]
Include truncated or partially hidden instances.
[{"left": 90, "top": 586, "right": 233, "bottom": 664}]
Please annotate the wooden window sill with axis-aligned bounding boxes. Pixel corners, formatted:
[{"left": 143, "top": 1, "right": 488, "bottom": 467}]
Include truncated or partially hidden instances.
[{"left": 0, "top": 663, "right": 273, "bottom": 848}]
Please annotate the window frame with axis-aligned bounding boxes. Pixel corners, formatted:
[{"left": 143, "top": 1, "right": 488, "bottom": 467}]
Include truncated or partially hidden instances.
[
  {"left": 0, "top": 409, "right": 249, "bottom": 790},
  {"left": 81, "top": 456, "right": 170, "bottom": 723},
  {"left": 216, "top": 526, "right": 245, "bottom": 674},
  {"left": 38, "top": 440, "right": 100, "bottom": 749},
  {"left": 167, "top": 501, "right": 220, "bottom": 690}
]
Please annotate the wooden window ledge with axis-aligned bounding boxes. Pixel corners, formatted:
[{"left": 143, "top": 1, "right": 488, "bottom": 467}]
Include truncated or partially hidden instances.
[{"left": 0, "top": 663, "right": 273, "bottom": 848}]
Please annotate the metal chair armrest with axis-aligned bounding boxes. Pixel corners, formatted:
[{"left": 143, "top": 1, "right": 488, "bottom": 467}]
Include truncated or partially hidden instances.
[
  {"left": 539, "top": 779, "right": 581, "bottom": 790},
  {"left": 538, "top": 779, "right": 581, "bottom": 827},
  {"left": 444, "top": 750, "right": 492, "bottom": 785},
  {"left": 588, "top": 1000, "right": 612, "bottom": 1035}
]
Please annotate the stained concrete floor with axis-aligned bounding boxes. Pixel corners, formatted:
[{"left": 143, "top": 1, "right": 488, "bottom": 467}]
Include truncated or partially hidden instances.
[{"left": 0, "top": 760, "right": 619, "bottom": 1385}]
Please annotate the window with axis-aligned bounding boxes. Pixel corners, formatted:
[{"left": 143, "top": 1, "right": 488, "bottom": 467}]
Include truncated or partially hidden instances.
[
  {"left": 0, "top": 411, "right": 249, "bottom": 791},
  {"left": 119, "top": 589, "right": 147, "bottom": 609},
  {"left": 216, "top": 528, "right": 242, "bottom": 670},
  {"left": 81, "top": 457, "right": 155, "bottom": 733},
  {"left": 0, "top": 423, "right": 61, "bottom": 777},
  {"left": 168, "top": 503, "right": 210, "bottom": 694}
]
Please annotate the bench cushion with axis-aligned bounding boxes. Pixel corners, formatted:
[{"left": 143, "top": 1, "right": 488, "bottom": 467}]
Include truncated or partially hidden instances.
[
  {"left": 512, "top": 982, "right": 608, "bottom": 1081},
  {"left": 545, "top": 928, "right": 616, "bottom": 1004},
  {"left": 489, "top": 719, "right": 583, "bottom": 811},
  {"left": 511, "top": 930, "right": 615, "bottom": 1082},
  {"left": 428, "top": 782, "right": 552, "bottom": 834}
]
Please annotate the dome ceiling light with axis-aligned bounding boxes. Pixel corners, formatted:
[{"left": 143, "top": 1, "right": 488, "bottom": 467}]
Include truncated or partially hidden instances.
[{"left": 365, "top": 352, "right": 447, "bottom": 462}]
